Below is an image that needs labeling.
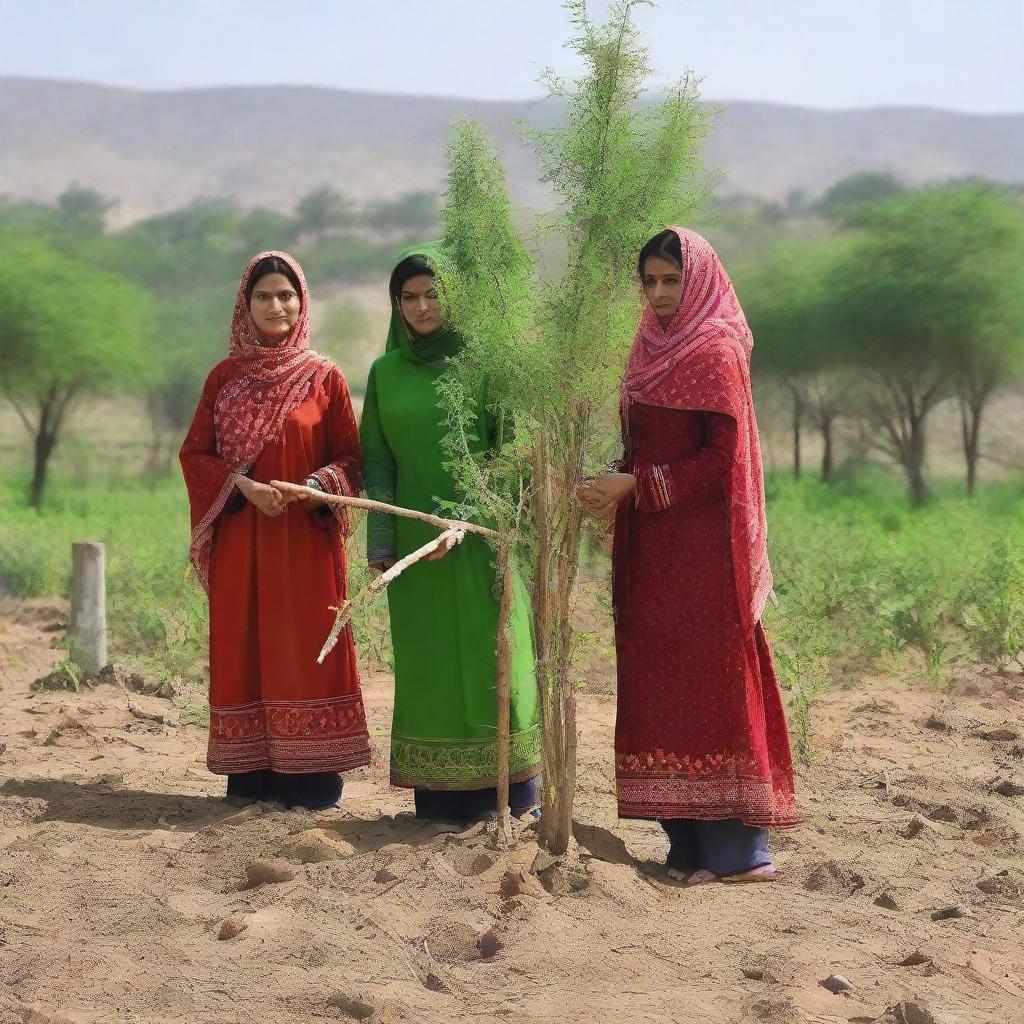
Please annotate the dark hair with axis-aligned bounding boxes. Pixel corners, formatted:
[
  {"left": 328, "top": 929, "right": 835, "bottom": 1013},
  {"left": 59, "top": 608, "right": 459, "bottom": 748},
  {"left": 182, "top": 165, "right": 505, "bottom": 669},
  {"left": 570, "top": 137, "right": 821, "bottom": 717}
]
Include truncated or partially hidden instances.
[
  {"left": 389, "top": 254, "right": 436, "bottom": 300},
  {"left": 637, "top": 230, "right": 683, "bottom": 277},
  {"left": 245, "top": 256, "right": 302, "bottom": 303}
]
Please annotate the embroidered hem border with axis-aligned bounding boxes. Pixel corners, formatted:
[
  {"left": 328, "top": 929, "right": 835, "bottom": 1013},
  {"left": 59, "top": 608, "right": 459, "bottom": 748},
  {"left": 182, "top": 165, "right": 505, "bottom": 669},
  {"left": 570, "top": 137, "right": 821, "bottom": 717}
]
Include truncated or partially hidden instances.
[
  {"left": 390, "top": 726, "right": 542, "bottom": 789},
  {"left": 616, "top": 773, "right": 799, "bottom": 828},
  {"left": 208, "top": 695, "right": 371, "bottom": 775}
]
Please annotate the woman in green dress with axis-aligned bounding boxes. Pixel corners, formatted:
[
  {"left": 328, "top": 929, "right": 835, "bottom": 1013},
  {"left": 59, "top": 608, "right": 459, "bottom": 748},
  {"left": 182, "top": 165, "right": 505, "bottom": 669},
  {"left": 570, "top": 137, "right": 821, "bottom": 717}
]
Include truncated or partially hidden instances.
[{"left": 360, "top": 243, "right": 542, "bottom": 821}]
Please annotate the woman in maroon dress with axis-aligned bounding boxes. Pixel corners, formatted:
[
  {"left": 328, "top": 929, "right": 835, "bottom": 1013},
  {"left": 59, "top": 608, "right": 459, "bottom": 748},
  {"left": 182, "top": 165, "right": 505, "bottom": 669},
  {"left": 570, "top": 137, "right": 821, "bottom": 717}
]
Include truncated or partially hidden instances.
[{"left": 578, "top": 228, "right": 798, "bottom": 884}]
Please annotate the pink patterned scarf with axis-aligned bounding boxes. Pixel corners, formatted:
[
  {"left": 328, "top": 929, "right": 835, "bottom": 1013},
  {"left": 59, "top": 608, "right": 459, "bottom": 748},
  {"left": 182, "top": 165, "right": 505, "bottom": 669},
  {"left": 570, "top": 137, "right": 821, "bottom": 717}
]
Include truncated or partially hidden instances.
[
  {"left": 183, "top": 251, "right": 331, "bottom": 590},
  {"left": 624, "top": 227, "right": 772, "bottom": 632},
  {"left": 213, "top": 251, "right": 332, "bottom": 466}
]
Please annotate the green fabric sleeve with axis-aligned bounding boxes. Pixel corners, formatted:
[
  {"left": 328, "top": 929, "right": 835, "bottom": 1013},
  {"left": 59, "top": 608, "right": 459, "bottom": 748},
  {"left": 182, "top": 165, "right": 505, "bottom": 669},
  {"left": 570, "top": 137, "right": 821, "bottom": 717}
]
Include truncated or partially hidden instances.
[{"left": 359, "top": 363, "right": 398, "bottom": 563}]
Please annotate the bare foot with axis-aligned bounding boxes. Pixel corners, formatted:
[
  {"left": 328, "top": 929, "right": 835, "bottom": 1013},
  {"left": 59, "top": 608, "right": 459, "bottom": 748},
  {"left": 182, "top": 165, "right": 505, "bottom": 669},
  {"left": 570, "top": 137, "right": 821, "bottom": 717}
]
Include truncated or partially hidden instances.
[
  {"left": 720, "top": 864, "right": 777, "bottom": 884},
  {"left": 666, "top": 866, "right": 692, "bottom": 882}
]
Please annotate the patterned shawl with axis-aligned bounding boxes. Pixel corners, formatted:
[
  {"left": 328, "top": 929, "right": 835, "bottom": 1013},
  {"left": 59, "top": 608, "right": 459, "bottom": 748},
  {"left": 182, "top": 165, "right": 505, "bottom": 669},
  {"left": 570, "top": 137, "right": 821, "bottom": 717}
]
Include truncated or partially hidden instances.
[
  {"left": 183, "top": 250, "right": 332, "bottom": 590},
  {"left": 623, "top": 227, "right": 772, "bottom": 633}
]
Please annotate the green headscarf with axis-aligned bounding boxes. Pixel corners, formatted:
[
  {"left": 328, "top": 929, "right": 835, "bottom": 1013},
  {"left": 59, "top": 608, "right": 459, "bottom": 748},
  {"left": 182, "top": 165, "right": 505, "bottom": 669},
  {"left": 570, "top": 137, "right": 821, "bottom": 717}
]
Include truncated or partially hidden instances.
[{"left": 385, "top": 241, "right": 463, "bottom": 365}]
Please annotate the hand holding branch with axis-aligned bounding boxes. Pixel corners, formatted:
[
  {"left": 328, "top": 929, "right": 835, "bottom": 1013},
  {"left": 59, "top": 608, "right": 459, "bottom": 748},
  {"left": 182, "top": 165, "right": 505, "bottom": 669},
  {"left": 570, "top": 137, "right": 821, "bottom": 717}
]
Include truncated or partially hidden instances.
[
  {"left": 236, "top": 476, "right": 286, "bottom": 517},
  {"left": 576, "top": 472, "right": 636, "bottom": 520}
]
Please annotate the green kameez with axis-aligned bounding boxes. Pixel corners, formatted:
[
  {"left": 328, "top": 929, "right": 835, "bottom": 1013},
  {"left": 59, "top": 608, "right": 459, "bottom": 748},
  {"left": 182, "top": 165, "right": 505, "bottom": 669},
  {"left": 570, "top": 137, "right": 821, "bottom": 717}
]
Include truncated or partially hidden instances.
[{"left": 360, "top": 244, "right": 541, "bottom": 790}]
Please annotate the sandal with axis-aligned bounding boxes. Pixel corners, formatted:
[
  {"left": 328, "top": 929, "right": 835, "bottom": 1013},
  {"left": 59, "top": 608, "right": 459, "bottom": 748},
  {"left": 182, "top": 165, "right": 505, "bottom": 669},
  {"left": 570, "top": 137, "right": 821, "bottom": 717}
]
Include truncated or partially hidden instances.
[{"left": 720, "top": 864, "right": 777, "bottom": 884}]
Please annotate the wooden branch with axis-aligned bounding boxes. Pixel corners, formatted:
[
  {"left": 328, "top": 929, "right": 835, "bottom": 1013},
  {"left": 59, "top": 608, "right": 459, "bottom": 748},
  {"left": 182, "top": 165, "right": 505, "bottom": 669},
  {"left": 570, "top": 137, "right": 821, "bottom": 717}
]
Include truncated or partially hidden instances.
[
  {"left": 270, "top": 481, "right": 499, "bottom": 539},
  {"left": 316, "top": 527, "right": 466, "bottom": 664},
  {"left": 3, "top": 391, "right": 34, "bottom": 435}
]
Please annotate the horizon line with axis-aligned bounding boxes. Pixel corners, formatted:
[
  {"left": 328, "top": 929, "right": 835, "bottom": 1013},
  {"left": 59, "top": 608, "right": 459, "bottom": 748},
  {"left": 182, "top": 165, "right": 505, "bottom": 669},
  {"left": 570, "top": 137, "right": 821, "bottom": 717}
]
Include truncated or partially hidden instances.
[{"left": 1, "top": 74, "right": 1022, "bottom": 119}]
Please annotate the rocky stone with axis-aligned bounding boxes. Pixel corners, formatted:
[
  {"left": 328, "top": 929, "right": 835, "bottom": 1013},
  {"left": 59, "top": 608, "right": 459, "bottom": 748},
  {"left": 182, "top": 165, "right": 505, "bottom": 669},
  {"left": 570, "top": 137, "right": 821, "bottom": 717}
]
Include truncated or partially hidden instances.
[
  {"left": 327, "top": 991, "right": 378, "bottom": 1020},
  {"left": 803, "top": 860, "right": 865, "bottom": 894},
  {"left": 977, "top": 869, "right": 1022, "bottom": 899},
  {"left": 242, "top": 858, "right": 297, "bottom": 889},
  {"left": 530, "top": 848, "right": 558, "bottom": 875},
  {"left": 874, "top": 891, "right": 903, "bottom": 912},
  {"left": 897, "top": 950, "right": 933, "bottom": 967},
  {"left": 991, "top": 777, "right": 1024, "bottom": 798},
  {"left": 980, "top": 727, "right": 1019, "bottom": 742},
  {"left": 278, "top": 830, "right": 355, "bottom": 864},
  {"left": 819, "top": 974, "right": 853, "bottom": 994},
  {"left": 217, "top": 918, "right": 246, "bottom": 940},
  {"left": 930, "top": 904, "right": 971, "bottom": 921},
  {"left": 902, "top": 816, "right": 940, "bottom": 839},
  {"left": 885, "top": 999, "right": 938, "bottom": 1024},
  {"left": 476, "top": 926, "right": 504, "bottom": 959},
  {"left": 499, "top": 868, "right": 528, "bottom": 897}
]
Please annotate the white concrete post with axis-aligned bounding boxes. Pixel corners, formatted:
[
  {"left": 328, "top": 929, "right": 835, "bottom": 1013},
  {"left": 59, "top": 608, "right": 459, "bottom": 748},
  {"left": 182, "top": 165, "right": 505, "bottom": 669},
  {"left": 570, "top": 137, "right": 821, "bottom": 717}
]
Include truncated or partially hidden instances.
[{"left": 70, "top": 541, "right": 108, "bottom": 673}]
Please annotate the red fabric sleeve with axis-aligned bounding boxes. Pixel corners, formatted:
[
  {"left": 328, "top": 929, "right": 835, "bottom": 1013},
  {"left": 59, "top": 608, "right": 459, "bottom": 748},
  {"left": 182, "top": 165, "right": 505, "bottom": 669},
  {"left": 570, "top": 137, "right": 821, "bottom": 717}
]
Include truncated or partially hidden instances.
[
  {"left": 633, "top": 413, "right": 736, "bottom": 513},
  {"left": 308, "top": 367, "right": 362, "bottom": 498},
  {"left": 179, "top": 363, "right": 239, "bottom": 538}
]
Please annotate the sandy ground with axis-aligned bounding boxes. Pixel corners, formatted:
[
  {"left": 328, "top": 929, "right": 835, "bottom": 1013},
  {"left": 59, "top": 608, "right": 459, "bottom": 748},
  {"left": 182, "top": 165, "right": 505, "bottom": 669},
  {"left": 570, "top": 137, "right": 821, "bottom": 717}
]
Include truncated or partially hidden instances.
[{"left": 1, "top": 599, "right": 1023, "bottom": 1024}]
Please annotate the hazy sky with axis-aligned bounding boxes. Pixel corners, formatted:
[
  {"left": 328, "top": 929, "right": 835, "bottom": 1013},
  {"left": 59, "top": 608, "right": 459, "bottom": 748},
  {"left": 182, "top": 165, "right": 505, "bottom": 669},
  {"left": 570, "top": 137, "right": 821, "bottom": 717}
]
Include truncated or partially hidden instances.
[{"left": 3, "top": 0, "right": 1023, "bottom": 112}]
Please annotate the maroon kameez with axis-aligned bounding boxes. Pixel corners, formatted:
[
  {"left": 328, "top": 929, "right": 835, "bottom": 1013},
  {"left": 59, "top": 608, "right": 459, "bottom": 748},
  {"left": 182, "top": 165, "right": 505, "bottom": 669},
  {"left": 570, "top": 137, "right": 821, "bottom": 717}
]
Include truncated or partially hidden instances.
[{"left": 613, "top": 401, "right": 798, "bottom": 827}]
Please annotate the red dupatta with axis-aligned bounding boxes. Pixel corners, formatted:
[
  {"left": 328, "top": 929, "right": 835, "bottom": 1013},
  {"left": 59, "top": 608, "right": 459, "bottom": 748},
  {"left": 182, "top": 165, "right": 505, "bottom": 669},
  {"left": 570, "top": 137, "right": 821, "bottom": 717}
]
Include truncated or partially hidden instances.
[
  {"left": 624, "top": 228, "right": 772, "bottom": 634},
  {"left": 180, "top": 251, "right": 332, "bottom": 591}
]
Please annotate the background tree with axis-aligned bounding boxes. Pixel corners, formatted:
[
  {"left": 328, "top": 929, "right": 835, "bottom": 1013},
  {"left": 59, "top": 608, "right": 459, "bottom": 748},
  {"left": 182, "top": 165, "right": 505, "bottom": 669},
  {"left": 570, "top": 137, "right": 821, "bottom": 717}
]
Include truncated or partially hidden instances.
[
  {"left": 941, "top": 189, "right": 1024, "bottom": 495},
  {"left": 363, "top": 191, "right": 439, "bottom": 236},
  {"left": 293, "top": 185, "right": 354, "bottom": 242},
  {"left": 56, "top": 187, "right": 118, "bottom": 241},
  {"left": 0, "top": 235, "right": 153, "bottom": 505},
  {"left": 742, "top": 238, "right": 855, "bottom": 482},
  {"left": 833, "top": 185, "right": 1024, "bottom": 502},
  {"left": 818, "top": 171, "right": 904, "bottom": 215}
]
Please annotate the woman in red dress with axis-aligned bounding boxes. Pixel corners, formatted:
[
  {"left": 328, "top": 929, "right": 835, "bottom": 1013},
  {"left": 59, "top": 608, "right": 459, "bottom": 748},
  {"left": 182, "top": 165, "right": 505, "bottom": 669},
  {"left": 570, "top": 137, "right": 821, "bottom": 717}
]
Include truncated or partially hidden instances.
[
  {"left": 578, "top": 228, "right": 798, "bottom": 884},
  {"left": 180, "top": 251, "right": 370, "bottom": 810}
]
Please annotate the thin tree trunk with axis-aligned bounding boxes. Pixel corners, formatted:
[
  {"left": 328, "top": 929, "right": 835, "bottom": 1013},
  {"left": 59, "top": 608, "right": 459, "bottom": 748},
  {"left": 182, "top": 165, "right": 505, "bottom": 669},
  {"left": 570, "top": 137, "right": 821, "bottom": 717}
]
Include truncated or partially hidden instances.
[
  {"left": 791, "top": 389, "right": 802, "bottom": 479},
  {"left": 820, "top": 415, "right": 835, "bottom": 483},
  {"left": 905, "top": 416, "right": 929, "bottom": 507},
  {"left": 959, "top": 388, "right": 987, "bottom": 498},
  {"left": 29, "top": 425, "right": 56, "bottom": 508},
  {"left": 28, "top": 388, "right": 69, "bottom": 508}
]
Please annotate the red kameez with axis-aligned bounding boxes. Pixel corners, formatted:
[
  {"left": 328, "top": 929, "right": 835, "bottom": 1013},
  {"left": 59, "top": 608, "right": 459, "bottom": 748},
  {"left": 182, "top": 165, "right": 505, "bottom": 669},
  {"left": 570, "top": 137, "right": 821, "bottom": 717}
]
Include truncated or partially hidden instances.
[
  {"left": 181, "top": 360, "right": 371, "bottom": 777},
  {"left": 613, "top": 401, "right": 797, "bottom": 826}
]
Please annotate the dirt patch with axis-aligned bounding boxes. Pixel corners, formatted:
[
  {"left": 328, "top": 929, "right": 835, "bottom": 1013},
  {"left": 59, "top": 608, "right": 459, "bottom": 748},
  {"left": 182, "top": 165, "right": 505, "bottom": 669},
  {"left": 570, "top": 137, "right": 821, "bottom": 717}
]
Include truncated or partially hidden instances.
[{"left": 1, "top": 605, "right": 1022, "bottom": 1023}]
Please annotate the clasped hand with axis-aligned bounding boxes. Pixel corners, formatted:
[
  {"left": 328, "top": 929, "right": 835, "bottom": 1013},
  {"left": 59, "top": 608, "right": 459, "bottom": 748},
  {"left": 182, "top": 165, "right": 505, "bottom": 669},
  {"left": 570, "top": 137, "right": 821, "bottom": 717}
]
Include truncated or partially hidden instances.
[
  {"left": 236, "top": 476, "right": 326, "bottom": 517},
  {"left": 576, "top": 472, "right": 637, "bottom": 520}
]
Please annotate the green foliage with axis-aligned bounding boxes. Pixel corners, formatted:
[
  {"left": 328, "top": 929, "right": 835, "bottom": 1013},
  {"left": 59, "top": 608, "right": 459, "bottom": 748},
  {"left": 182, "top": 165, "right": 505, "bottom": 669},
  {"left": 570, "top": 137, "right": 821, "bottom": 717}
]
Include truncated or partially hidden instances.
[
  {"left": 437, "top": 0, "right": 710, "bottom": 539},
  {"left": 0, "top": 233, "right": 153, "bottom": 400},
  {"left": 956, "top": 539, "right": 1024, "bottom": 673},
  {"left": 436, "top": 119, "right": 539, "bottom": 536},
  {"left": 818, "top": 172, "right": 905, "bottom": 214},
  {"left": 766, "top": 472, "right": 1024, "bottom": 695},
  {"left": 294, "top": 186, "right": 355, "bottom": 240},
  {"left": 0, "top": 470, "right": 392, "bottom": 682},
  {"left": 433, "top": 0, "right": 710, "bottom": 850},
  {"left": 363, "top": 191, "right": 439, "bottom": 235},
  {"left": 742, "top": 238, "right": 850, "bottom": 380},
  {"left": 527, "top": 0, "right": 709, "bottom": 423}
]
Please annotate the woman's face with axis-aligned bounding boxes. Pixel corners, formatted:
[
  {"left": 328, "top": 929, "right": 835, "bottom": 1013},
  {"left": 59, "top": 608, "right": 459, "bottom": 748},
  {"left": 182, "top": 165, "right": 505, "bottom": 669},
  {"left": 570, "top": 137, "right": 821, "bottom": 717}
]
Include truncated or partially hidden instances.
[
  {"left": 249, "top": 272, "right": 301, "bottom": 343},
  {"left": 397, "top": 273, "right": 444, "bottom": 336},
  {"left": 641, "top": 255, "right": 684, "bottom": 323}
]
